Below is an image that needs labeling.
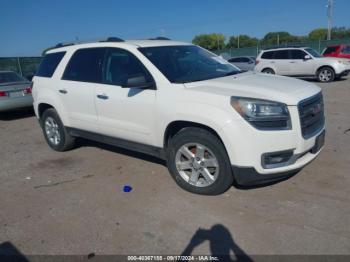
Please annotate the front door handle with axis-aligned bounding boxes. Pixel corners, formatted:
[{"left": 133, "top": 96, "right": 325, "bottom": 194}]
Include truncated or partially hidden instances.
[
  {"left": 97, "top": 94, "right": 109, "bottom": 100},
  {"left": 290, "top": 61, "right": 296, "bottom": 63},
  {"left": 59, "top": 89, "right": 68, "bottom": 94}
]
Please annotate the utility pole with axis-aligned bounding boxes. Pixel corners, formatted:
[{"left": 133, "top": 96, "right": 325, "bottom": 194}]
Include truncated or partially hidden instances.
[
  {"left": 327, "top": 0, "right": 333, "bottom": 40},
  {"left": 237, "top": 35, "right": 240, "bottom": 49},
  {"left": 277, "top": 34, "right": 280, "bottom": 46}
]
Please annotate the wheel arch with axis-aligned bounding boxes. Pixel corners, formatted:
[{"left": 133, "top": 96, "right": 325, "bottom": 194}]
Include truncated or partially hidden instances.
[
  {"left": 163, "top": 120, "right": 226, "bottom": 149},
  {"left": 316, "top": 65, "right": 335, "bottom": 75}
]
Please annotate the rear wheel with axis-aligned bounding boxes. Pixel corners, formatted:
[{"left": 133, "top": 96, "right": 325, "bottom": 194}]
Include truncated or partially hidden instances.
[
  {"left": 317, "top": 67, "right": 335, "bottom": 82},
  {"left": 41, "top": 108, "right": 75, "bottom": 151},
  {"left": 262, "top": 68, "right": 275, "bottom": 74},
  {"left": 167, "top": 127, "right": 233, "bottom": 195}
]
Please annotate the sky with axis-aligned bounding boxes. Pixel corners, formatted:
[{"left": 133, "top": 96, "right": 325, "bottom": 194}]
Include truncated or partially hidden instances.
[{"left": 1, "top": 0, "right": 350, "bottom": 56}]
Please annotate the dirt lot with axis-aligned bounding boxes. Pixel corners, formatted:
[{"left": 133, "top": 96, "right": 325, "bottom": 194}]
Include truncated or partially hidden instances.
[{"left": 0, "top": 77, "right": 350, "bottom": 258}]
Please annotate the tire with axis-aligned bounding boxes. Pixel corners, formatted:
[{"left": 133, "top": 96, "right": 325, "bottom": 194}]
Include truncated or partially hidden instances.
[
  {"left": 262, "top": 68, "right": 275, "bottom": 74},
  {"left": 41, "top": 108, "right": 75, "bottom": 152},
  {"left": 317, "top": 67, "right": 335, "bottom": 82},
  {"left": 167, "top": 127, "right": 234, "bottom": 195}
]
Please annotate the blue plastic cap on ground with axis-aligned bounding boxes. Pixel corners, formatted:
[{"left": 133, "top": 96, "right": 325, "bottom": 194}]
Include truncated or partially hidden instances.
[{"left": 123, "top": 185, "right": 132, "bottom": 192}]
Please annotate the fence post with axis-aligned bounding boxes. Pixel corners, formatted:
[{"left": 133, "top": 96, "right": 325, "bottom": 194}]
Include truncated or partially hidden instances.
[
  {"left": 318, "top": 39, "right": 321, "bottom": 53},
  {"left": 17, "top": 57, "right": 23, "bottom": 76}
]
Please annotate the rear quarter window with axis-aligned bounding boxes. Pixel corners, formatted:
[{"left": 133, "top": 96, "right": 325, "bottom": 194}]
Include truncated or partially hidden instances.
[{"left": 36, "top": 52, "right": 66, "bottom": 77}]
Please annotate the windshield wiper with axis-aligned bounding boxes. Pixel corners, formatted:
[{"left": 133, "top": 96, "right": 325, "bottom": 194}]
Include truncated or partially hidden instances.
[{"left": 223, "top": 71, "right": 241, "bottom": 76}]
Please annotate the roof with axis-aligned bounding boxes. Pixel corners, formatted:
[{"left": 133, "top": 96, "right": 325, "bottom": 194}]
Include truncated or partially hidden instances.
[
  {"left": 46, "top": 39, "right": 191, "bottom": 54},
  {"left": 262, "top": 47, "right": 309, "bottom": 51}
]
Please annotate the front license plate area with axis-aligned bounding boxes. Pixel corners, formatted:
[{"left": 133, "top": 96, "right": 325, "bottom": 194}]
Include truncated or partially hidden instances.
[{"left": 311, "top": 130, "right": 325, "bottom": 154}]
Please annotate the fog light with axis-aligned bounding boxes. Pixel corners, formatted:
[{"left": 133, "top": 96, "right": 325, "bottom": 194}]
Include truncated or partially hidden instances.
[{"left": 262, "top": 150, "right": 294, "bottom": 168}]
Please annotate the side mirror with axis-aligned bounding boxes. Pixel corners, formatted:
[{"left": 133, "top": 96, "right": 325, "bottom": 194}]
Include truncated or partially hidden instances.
[
  {"left": 304, "top": 55, "right": 312, "bottom": 60},
  {"left": 123, "top": 75, "right": 155, "bottom": 89}
]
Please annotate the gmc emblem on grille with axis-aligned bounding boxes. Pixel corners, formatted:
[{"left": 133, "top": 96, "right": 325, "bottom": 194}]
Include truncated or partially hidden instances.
[{"left": 312, "top": 103, "right": 322, "bottom": 115}]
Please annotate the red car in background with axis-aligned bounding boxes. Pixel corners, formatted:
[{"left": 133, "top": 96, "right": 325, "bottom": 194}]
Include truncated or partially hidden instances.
[{"left": 322, "top": 44, "right": 350, "bottom": 59}]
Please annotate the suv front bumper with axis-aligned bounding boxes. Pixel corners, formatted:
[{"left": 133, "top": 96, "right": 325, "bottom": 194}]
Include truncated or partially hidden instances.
[{"left": 231, "top": 130, "right": 324, "bottom": 186}]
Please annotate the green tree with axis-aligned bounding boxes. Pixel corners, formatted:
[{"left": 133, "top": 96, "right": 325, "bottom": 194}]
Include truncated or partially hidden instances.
[
  {"left": 227, "top": 35, "right": 259, "bottom": 48},
  {"left": 308, "top": 28, "right": 328, "bottom": 41},
  {"left": 261, "top": 32, "right": 298, "bottom": 46},
  {"left": 332, "top": 27, "right": 350, "bottom": 39},
  {"left": 192, "top": 33, "right": 226, "bottom": 51}
]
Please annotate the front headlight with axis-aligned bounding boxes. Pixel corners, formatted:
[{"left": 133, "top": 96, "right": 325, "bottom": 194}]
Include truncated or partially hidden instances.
[{"left": 230, "top": 97, "right": 291, "bottom": 130}]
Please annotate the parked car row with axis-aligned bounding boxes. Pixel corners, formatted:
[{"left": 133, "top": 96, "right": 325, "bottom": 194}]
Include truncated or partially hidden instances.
[
  {"left": 0, "top": 71, "right": 33, "bottom": 112},
  {"left": 226, "top": 44, "right": 350, "bottom": 82}
]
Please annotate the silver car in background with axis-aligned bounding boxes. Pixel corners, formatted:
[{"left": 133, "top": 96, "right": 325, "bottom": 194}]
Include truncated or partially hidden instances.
[
  {"left": 0, "top": 71, "right": 33, "bottom": 112},
  {"left": 228, "top": 56, "right": 256, "bottom": 71}
]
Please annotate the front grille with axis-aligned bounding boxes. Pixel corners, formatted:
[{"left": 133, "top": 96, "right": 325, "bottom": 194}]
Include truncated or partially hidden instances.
[{"left": 298, "top": 92, "right": 325, "bottom": 139}]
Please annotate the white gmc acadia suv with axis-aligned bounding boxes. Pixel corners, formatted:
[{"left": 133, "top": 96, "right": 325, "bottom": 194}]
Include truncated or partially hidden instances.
[
  {"left": 255, "top": 47, "right": 350, "bottom": 82},
  {"left": 32, "top": 38, "right": 325, "bottom": 195}
]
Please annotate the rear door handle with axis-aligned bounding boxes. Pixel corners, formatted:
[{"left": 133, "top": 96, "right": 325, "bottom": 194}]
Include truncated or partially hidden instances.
[
  {"left": 59, "top": 89, "right": 68, "bottom": 94},
  {"left": 97, "top": 94, "right": 109, "bottom": 100},
  {"left": 290, "top": 61, "right": 296, "bottom": 63}
]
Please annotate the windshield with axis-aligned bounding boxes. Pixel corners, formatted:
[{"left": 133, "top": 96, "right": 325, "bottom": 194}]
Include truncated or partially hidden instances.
[
  {"left": 139, "top": 45, "right": 241, "bottom": 83},
  {"left": 0, "top": 72, "right": 26, "bottom": 84},
  {"left": 305, "top": 48, "right": 322, "bottom": 58}
]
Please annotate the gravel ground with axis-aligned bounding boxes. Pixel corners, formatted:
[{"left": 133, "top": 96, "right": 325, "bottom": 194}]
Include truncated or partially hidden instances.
[{"left": 0, "top": 77, "right": 349, "bottom": 258}]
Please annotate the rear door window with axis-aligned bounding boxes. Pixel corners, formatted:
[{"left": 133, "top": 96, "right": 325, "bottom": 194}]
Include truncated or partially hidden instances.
[
  {"left": 62, "top": 48, "right": 107, "bottom": 83},
  {"left": 273, "top": 50, "right": 290, "bottom": 59},
  {"left": 36, "top": 52, "right": 65, "bottom": 77}
]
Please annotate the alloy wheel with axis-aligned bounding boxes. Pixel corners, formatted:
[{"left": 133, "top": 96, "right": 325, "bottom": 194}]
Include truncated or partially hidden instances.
[
  {"left": 44, "top": 117, "right": 61, "bottom": 145},
  {"left": 175, "top": 143, "right": 219, "bottom": 187}
]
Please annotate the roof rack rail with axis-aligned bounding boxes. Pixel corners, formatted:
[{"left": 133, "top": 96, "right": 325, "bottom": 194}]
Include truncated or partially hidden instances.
[
  {"left": 100, "top": 37, "right": 124, "bottom": 42},
  {"left": 55, "top": 42, "right": 75, "bottom": 48},
  {"left": 149, "top": 37, "right": 171, "bottom": 40},
  {"left": 263, "top": 45, "right": 307, "bottom": 50}
]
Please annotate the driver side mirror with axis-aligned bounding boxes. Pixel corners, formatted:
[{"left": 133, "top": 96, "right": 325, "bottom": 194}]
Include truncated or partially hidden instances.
[
  {"left": 123, "top": 75, "right": 155, "bottom": 89},
  {"left": 304, "top": 55, "right": 312, "bottom": 60}
]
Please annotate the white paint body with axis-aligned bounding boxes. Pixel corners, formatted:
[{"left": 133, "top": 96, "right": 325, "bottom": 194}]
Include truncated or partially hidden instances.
[{"left": 33, "top": 40, "right": 325, "bottom": 175}]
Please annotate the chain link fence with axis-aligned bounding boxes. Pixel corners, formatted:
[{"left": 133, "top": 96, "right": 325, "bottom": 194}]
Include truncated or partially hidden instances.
[
  {"left": 0, "top": 57, "right": 42, "bottom": 79},
  {"left": 216, "top": 38, "right": 350, "bottom": 58}
]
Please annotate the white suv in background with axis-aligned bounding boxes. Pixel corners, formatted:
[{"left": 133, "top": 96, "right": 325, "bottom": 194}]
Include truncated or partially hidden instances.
[
  {"left": 255, "top": 47, "right": 350, "bottom": 82},
  {"left": 32, "top": 38, "right": 325, "bottom": 195}
]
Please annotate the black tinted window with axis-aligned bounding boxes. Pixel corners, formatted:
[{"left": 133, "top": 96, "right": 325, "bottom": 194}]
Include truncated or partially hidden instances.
[
  {"left": 342, "top": 46, "right": 350, "bottom": 54},
  {"left": 274, "top": 50, "right": 289, "bottom": 59},
  {"left": 323, "top": 47, "right": 338, "bottom": 55},
  {"left": 290, "top": 50, "right": 306, "bottom": 59},
  {"left": 104, "top": 48, "right": 153, "bottom": 86},
  {"left": 261, "top": 51, "right": 273, "bottom": 59},
  {"left": 36, "top": 52, "right": 65, "bottom": 77},
  {"left": 62, "top": 48, "right": 106, "bottom": 83}
]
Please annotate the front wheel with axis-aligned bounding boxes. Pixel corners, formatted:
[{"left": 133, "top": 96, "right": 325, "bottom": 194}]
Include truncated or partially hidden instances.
[
  {"left": 317, "top": 67, "right": 335, "bottom": 82},
  {"left": 262, "top": 68, "right": 275, "bottom": 74},
  {"left": 167, "top": 127, "right": 233, "bottom": 195}
]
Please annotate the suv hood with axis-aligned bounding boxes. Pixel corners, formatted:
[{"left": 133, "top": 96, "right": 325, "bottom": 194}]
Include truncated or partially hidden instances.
[{"left": 184, "top": 72, "right": 321, "bottom": 105}]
